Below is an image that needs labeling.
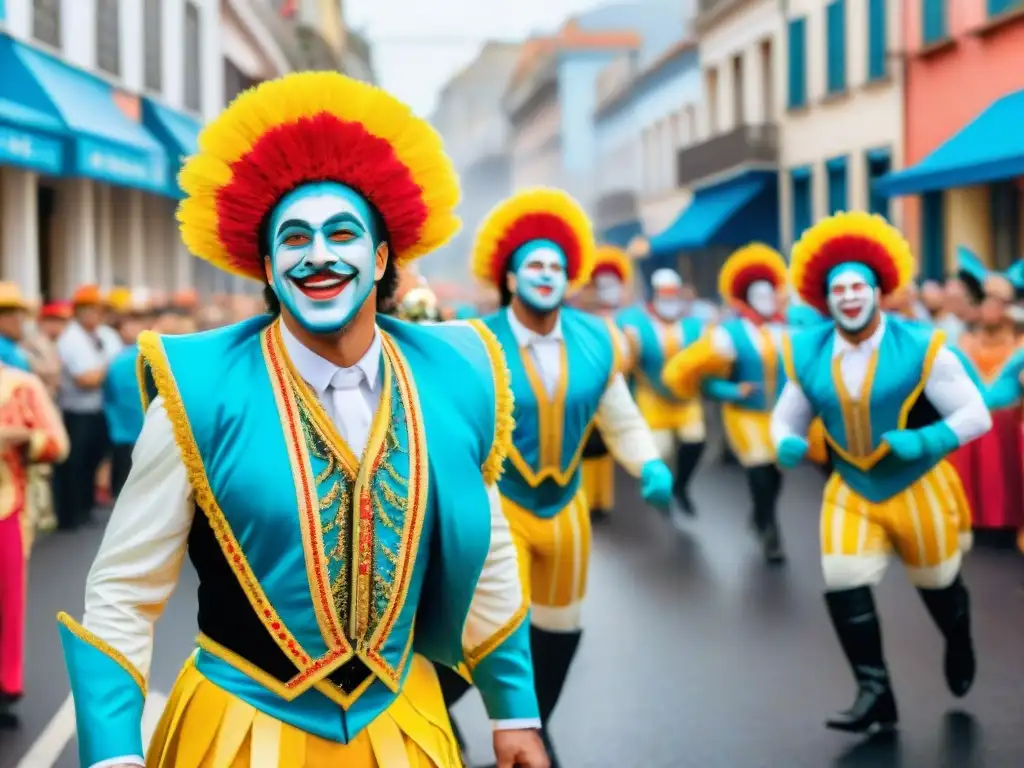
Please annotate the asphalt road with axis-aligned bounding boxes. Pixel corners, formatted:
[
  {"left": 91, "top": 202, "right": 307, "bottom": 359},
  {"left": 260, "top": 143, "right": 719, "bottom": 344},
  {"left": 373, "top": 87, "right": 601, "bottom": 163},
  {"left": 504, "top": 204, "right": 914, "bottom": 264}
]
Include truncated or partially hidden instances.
[{"left": 3, "top": 458, "right": 1023, "bottom": 767}]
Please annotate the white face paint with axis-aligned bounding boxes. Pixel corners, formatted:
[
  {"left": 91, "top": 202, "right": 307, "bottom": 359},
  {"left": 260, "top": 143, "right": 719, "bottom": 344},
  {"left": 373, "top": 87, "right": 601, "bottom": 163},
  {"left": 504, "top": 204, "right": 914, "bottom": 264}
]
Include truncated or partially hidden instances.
[
  {"left": 826, "top": 267, "right": 878, "bottom": 333},
  {"left": 651, "top": 269, "right": 686, "bottom": 320},
  {"left": 746, "top": 280, "right": 778, "bottom": 319},
  {"left": 594, "top": 273, "right": 623, "bottom": 308},
  {"left": 513, "top": 242, "right": 568, "bottom": 312}
]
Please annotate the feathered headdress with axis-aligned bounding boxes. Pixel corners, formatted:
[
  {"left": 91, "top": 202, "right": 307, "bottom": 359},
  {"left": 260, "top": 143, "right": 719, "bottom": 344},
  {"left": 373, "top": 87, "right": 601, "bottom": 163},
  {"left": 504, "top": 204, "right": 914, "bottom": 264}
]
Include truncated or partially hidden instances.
[
  {"left": 592, "top": 245, "right": 633, "bottom": 284},
  {"left": 718, "top": 243, "right": 788, "bottom": 308},
  {"left": 471, "top": 188, "right": 595, "bottom": 289},
  {"left": 790, "top": 211, "right": 914, "bottom": 314},
  {"left": 178, "top": 72, "right": 461, "bottom": 281}
]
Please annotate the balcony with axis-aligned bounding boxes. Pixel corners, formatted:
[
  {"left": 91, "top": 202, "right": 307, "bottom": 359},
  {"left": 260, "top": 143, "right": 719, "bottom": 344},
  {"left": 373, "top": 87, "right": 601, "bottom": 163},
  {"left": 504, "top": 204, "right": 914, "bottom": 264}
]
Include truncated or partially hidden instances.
[
  {"left": 696, "top": 0, "right": 757, "bottom": 33},
  {"left": 675, "top": 123, "right": 778, "bottom": 188}
]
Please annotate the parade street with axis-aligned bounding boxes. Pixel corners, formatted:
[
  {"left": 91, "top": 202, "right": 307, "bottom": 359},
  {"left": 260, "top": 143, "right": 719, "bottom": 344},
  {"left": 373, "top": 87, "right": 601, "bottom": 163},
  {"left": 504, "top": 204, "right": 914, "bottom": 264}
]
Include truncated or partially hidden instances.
[{"left": 2, "top": 457, "right": 1023, "bottom": 768}]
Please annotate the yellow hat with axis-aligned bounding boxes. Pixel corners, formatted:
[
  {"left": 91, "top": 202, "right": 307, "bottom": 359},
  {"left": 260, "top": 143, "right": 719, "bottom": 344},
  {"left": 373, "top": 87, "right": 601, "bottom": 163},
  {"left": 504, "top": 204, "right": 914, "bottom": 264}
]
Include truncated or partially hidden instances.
[
  {"left": 0, "top": 282, "right": 28, "bottom": 311},
  {"left": 106, "top": 286, "right": 133, "bottom": 312}
]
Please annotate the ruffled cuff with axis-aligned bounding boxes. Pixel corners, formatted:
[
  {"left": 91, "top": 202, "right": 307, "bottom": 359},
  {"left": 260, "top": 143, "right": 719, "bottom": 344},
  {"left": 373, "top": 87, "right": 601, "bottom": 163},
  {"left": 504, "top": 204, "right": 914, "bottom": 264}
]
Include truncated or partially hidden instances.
[
  {"left": 57, "top": 612, "right": 146, "bottom": 766},
  {"left": 469, "top": 616, "right": 539, "bottom": 722}
]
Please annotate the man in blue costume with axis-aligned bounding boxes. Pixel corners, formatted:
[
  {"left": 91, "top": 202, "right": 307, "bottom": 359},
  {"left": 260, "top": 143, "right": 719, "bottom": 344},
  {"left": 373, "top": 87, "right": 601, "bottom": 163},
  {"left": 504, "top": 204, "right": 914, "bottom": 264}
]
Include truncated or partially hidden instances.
[
  {"left": 437, "top": 188, "right": 673, "bottom": 767},
  {"left": 771, "top": 211, "right": 991, "bottom": 734},
  {"left": 56, "top": 73, "right": 548, "bottom": 768}
]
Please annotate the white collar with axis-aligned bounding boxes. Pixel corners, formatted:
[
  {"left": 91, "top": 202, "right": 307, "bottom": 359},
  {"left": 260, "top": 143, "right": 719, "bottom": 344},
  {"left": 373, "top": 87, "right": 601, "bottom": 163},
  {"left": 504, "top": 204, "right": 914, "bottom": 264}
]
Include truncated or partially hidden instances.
[
  {"left": 506, "top": 306, "right": 563, "bottom": 348},
  {"left": 834, "top": 313, "right": 887, "bottom": 355},
  {"left": 279, "top": 320, "right": 382, "bottom": 396}
]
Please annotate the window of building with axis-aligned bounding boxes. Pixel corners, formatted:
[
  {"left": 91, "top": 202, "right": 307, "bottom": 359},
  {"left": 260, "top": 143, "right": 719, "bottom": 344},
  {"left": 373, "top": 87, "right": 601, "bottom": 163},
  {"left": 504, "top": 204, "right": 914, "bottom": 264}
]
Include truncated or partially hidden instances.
[
  {"left": 760, "top": 40, "right": 775, "bottom": 122},
  {"left": 865, "top": 148, "right": 891, "bottom": 219},
  {"left": 791, "top": 167, "right": 813, "bottom": 244},
  {"left": 921, "top": 191, "right": 945, "bottom": 280},
  {"left": 990, "top": 181, "right": 1021, "bottom": 270},
  {"left": 867, "top": 0, "right": 887, "bottom": 81},
  {"left": 96, "top": 0, "right": 121, "bottom": 76},
  {"left": 705, "top": 68, "right": 719, "bottom": 136},
  {"left": 827, "top": 156, "right": 848, "bottom": 213},
  {"left": 922, "top": 0, "right": 947, "bottom": 46},
  {"left": 144, "top": 0, "right": 162, "bottom": 92},
  {"left": 184, "top": 2, "right": 201, "bottom": 112},
  {"left": 787, "top": 17, "right": 807, "bottom": 110},
  {"left": 732, "top": 54, "right": 745, "bottom": 127},
  {"left": 826, "top": 0, "right": 847, "bottom": 94},
  {"left": 32, "top": 0, "right": 62, "bottom": 49}
]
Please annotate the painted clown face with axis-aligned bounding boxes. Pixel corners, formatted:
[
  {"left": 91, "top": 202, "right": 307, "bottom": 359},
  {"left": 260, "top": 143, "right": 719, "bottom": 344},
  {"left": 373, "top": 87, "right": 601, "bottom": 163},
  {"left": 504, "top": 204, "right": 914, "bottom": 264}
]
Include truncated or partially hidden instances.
[
  {"left": 826, "top": 264, "right": 879, "bottom": 334},
  {"left": 746, "top": 280, "right": 778, "bottom": 319},
  {"left": 651, "top": 268, "right": 685, "bottom": 321},
  {"left": 510, "top": 240, "right": 568, "bottom": 313},
  {"left": 594, "top": 272, "right": 624, "bottom": 308},
  {"left": 268, "top": 182, "right": 384, "bottom": 334}
]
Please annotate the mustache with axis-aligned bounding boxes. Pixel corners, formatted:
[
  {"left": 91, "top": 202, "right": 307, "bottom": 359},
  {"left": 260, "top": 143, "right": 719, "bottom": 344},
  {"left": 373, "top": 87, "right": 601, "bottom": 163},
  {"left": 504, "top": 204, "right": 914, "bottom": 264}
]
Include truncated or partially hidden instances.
[{"left": 287, "top": 262, "right": 357, "bottom": 280}]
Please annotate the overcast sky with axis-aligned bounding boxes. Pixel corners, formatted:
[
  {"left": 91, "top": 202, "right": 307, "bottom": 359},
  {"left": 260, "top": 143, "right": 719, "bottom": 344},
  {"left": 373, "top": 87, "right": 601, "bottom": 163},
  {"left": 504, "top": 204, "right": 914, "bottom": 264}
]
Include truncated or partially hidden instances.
[{"left": 345, "top": 0, "right": 603, "bottom": 117}]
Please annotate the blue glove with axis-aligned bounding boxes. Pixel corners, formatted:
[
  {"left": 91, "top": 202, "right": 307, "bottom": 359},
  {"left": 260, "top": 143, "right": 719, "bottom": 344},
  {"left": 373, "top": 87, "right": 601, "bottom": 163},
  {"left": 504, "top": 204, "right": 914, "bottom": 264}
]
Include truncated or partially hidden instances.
[
  {"left": 776, "top": 435, "right": 809, "bottom": 468},
  {"left": 882, "top": 423, "right": 959, "bottom": 462},
  {"left": 640, "top": 459, "right": 673, "bottom": 510}
]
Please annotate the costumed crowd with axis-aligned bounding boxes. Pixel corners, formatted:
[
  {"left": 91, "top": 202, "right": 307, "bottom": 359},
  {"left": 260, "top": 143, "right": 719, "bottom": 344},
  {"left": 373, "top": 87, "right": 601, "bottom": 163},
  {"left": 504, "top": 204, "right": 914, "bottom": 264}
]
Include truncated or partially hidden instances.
[{"left": 0, "top": 71, "right": 1015, "bottom": 767}]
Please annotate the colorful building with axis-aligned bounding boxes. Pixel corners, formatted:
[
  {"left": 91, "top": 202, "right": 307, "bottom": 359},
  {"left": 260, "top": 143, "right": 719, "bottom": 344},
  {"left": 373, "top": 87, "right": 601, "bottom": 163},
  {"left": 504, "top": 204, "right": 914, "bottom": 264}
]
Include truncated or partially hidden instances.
[
  {"left": 877, "top": 0, "right": 1024, "bottom": 276},
  {"left": 779, "top": 0, "right": 904, "bottom": 250}
]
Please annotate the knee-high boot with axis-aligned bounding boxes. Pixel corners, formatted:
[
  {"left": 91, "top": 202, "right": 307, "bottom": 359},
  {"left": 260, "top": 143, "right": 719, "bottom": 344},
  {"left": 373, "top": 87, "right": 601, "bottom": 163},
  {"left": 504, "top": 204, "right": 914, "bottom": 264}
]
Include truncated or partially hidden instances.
[
  {"left": 745, "top": 465, "right": 785, "bottom": 564},
  {"left": 433, "top": 663, "right": 471, "bottom": 756},
  {"left": 918, "top": 575, "right": 976, "bottom": 697},
  {"left": 531, "top": 624, "right": 582, "bottom": 767},
  {"left": 674, "top": 441, "right": 704, "bottom": 515},
  {"left": 824, "top": 587, "right": 898, "bottom": 733}
]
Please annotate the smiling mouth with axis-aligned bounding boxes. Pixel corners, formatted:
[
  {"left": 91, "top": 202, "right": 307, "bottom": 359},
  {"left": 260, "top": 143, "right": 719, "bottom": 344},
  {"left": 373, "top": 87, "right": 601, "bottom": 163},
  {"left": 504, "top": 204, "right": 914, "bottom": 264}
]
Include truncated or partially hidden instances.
[
  {"left": 839, "top": 305, "right": 863, "bottom": 319},
  {"left": 293, "top": 273, "right": 354, "bottom": 301},
  {"left": 536, "top": 285, "right": 554, "bottom": 296}
]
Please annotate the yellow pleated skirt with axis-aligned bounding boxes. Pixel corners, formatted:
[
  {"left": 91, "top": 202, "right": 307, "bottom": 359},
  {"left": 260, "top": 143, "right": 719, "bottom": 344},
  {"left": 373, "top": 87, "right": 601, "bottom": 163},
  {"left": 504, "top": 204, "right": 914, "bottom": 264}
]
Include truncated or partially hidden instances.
[
  {"left": 635, "top": 382, "right": 704, "bottom": 434},
  {"left": 582, "top": 454, "right": 615, "bottom": 512},
  {"left": 721, "top": 405, "right": 828, "bottom": 467},
  {"left": 147, "top": 654, "right": 461, "bottom": 768}
]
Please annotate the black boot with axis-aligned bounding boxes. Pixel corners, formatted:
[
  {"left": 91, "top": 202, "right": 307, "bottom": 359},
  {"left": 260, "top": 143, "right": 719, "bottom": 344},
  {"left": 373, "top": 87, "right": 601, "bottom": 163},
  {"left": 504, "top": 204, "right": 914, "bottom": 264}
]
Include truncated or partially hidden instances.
[
  {"left": 824, "top": 587, "right": 899, "bottom": 733},
  {"left": 746, "top": 465, "right": 785, "bottom": 564},
  {"left": 673, "top": 441, "right": 705, "bottom": 515},
  {"left": 918, "top": 576, "right": 976, "bottom": 698},
  {"left": 0, "top": 691, "right": 21, "bottom": 729},
  {"left": 433, "top": 663, "right": 471, "bottom": 762},
  {"left": 531, "top": 625, "right": 582, "bottom": 768}
]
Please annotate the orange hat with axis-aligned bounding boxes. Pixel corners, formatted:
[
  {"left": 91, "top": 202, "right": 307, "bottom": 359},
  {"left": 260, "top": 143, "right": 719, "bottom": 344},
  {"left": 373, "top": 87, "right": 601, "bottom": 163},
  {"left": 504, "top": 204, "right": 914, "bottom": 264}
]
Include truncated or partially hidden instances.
[
  {"left": 0, "top": 282, "right": 29, "bottom": 311},
  {"left": 72, "top": 284, "right": 103, "bottom": 306},
  {"left": 40, "top": 301, "right": 72, "bottom": 319},
  {"left": 172, "top": 288, "right": 199, "bottom": 309}
]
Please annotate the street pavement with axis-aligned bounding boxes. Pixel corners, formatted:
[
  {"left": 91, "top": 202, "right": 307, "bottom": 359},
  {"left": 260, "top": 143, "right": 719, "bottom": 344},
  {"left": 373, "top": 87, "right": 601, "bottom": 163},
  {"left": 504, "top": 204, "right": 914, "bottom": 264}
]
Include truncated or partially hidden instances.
[{"left": 2, "top": 457, "right": 1023, "bottom": 767}]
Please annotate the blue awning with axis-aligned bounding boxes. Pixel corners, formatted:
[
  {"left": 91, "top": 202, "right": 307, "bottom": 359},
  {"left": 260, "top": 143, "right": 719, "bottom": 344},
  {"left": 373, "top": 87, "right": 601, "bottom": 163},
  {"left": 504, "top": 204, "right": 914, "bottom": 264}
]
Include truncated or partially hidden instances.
[
  {"left": 600, "top": 220, "right": 643, "bottom": 248},
  {"left": 648, "top": 171, "right": 779, "bottom": 256},
  {"left": 876, "top": 88, "right": 1024, "bottom": 197},
  {"left": 0, "top": 34, "right": 65, "bottom": 174},
  {"left": 142, "top": 98, "right": 201, "bottom": 197},
  {"left": 0, "top": 35, "right": 171, "bottom": 194}
]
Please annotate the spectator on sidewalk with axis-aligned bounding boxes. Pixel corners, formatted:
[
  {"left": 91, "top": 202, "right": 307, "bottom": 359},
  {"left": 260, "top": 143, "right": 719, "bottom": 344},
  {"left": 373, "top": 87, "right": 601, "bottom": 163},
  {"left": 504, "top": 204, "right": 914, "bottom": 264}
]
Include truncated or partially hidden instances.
[
  {"left": 53, "top": 285, "right": 119, "bottom": 530},
  {"left": 22, "top": 301, "right": 69, "bottom": 398},
  {"left": 0, "top": 284, "right": 31, "bottom": 373}
]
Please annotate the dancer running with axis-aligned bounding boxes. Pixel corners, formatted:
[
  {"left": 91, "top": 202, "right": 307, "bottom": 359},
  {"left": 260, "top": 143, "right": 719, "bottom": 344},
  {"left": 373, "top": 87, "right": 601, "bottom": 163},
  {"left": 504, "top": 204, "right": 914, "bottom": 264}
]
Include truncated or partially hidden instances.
[{"left": 771, "top": 211, "right": 990, "bottom": 733}]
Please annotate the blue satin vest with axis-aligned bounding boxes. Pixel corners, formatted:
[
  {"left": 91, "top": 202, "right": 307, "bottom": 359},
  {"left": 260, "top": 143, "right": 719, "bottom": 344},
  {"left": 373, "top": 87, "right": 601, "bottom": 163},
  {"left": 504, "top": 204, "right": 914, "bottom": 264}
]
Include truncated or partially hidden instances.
[
  {"left": 620, "top": 310, "right": 703, "bottom": 401},
  {"left": 787, "top": 317, "right": 946, "bottom": 503},
  {"left": 719, "top": 318, "right": 786, "bottom": 412},
  {"left": 103, "top": 345, "right": 144, "bottom": 445},
  {"left": 139, "top": 315, "right": 502, "bottom": 742},
  {"left": 483, "top": 307, "right": 618, "bottom": 519}
]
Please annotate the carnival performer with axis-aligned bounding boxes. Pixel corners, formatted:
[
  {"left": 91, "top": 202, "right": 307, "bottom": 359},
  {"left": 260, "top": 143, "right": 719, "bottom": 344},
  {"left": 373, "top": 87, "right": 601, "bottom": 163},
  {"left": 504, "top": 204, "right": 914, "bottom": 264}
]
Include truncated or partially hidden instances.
[
  {"left": 57, "top": 72, "right": 548, "bottom": 768},
  {"left": 579, "top": 245, "right": 634, "bottom": 519},
  {"left": 0, "top": 357, "right": 69, "bottom": 726},
  {"left": 947, "top": 248, "right": 1023, "bottom": 536},
  {"left": 771, "top": 211, "right": 990, "bottom": 733},
  {"left": 618, "top": 268, "right": 706, "bottom": 518},
  {"left": 438, "top": 188, "right": 672, "bottom": 767},
  {"left": 662, "top": 243, "right": 794, "bottom": 564},
  {"left": 0, "top": 284, "right": 32, "bottom": 373}
]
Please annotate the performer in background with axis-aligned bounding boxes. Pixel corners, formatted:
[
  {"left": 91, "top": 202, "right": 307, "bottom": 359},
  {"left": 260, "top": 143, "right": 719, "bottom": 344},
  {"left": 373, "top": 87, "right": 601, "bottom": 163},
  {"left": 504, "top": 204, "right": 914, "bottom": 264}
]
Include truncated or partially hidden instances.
[
  {"left": 580, "top": 245, "right": 635, "bottom": 519},
  {"left": 662, "top": 244, "right": 794, "bottom": 564},
  {"left": 441, "top": 188, "right": 672, "bottom": 767},
  {"left": 57, "top": 72, "right": 546, "bottom": 768},
  {"left": 947, "top": 248, "right": 1023, "bottom": 536},
  {"left": 772, "top": 211, "right": 990, "bottom": 734},
  {"left": 0, "top": 284, "right": 32, "bottom": 373},
  {"left": 619, "top": 268, "right": 706, "bottom": 519},
  {"left": 0, "top": 357, "right": 69, "bottom": 726}
]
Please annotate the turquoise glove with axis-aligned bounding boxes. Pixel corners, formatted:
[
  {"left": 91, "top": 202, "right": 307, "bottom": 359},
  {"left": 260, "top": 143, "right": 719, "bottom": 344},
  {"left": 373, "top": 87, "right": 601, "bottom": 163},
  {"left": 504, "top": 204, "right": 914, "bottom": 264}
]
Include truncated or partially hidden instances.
[
  {"left": 640, "top": 459, "right": 673, "bottom": 509},
  {"left": 776, "top": 435, "right": 809, "bottom": 468},
  {"left": 882, "top": 422, "right": 959, "bottom": 462}
]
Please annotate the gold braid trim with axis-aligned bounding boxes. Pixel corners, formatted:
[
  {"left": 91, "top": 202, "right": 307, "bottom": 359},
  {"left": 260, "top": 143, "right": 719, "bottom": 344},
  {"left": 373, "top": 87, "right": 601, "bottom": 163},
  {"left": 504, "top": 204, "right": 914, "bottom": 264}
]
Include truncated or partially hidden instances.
[
  {"left": 465, "top": 602, "right": 530, "bottom": 671},
  {"left": 56, "top": 611, "right": 147, "bottom": 695},
  {"left": 468, "top": 320, "right": 515, "bottom": 486}
]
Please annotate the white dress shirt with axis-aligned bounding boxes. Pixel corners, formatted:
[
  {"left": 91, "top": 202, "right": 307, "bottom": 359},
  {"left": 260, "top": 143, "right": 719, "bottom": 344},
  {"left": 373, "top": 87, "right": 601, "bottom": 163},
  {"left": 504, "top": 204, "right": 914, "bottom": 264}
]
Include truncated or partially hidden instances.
[
  {"left": 770, "top": 316, "right": 992, "bottom": 449},
  {"left": 506, "top": 308, "right": 659, "bottom": 476},
  {"left": 80, "top": 324, "right": 535, "bottom": 767}
]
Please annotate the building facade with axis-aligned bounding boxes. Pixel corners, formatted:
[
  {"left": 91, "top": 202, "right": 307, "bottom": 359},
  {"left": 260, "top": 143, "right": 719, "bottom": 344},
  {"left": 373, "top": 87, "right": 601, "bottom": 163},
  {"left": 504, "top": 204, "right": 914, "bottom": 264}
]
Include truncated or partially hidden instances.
[
  {"left": 0, "top": 0, "right": 224, "bottom": 301},
  {"left": 426, "top": 41, "right": 521, "bottom": 283},
  {"left": 877, "top": 0, "right": 1024, "bottom": 277},
  {"left": 779, "top": 0, "right": 904, "bottom": 251}
]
